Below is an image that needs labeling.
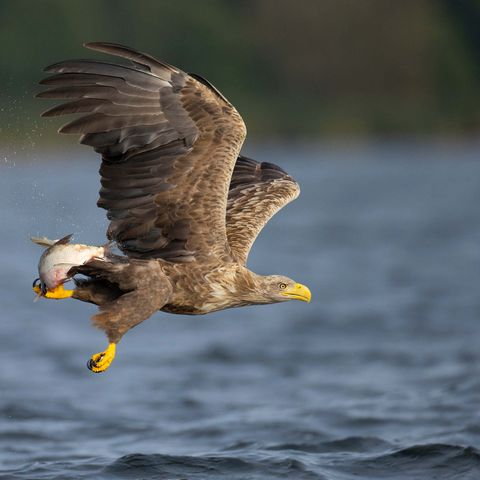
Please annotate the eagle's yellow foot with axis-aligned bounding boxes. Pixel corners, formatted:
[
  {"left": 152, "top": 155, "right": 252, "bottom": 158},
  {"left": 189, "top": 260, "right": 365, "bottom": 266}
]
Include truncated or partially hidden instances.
[
  {"left": 87, "top": 343, "right": 116, "bottom": 373},
  {"left": 32, "top": 283, "right": 74, "bottom": 299}
]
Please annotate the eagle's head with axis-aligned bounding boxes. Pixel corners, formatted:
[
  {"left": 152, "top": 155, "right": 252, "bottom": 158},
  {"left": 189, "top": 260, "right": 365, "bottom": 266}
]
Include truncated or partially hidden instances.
[{"left": 257, "top": 274, "right": 311, "bottom": 304}]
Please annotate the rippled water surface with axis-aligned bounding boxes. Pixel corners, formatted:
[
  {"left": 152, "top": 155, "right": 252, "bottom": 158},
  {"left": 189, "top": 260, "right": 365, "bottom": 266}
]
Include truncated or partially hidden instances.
[{"left": 1, "top": 142, "right": 480, "bottom": 479}]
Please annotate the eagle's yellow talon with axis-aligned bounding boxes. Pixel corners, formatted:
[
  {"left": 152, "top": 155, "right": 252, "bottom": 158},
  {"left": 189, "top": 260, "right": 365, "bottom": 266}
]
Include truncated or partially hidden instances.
[
  {"left": 45, "top": 284, "right": 75, "bottom": 299},
  {"left": 32, "top": 284, "right": 74, "bottom": 299},
  {"left": 87, "top": 343, "right": 116, "bottom": 373}
]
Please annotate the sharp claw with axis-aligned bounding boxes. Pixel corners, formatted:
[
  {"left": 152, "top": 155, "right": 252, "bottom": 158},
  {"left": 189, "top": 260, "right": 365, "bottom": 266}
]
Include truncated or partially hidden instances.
[
  {"left": 87, "top": 343, "right": 116, "bottom": 373},
  {"left": 87, "top": 358, "right": 105, "bottom": 372}
]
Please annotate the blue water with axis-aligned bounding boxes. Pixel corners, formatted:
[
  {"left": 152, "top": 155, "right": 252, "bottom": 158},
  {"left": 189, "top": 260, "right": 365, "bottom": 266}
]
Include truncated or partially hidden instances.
[{"left": 1, "top": 141, "right": 480, "bottom": 479}]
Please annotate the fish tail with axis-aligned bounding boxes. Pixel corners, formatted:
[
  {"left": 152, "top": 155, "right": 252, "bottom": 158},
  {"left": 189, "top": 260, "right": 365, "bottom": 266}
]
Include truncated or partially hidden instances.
[
  {"left": 54, "top": 234, "right": 73, "bottom": 245},
  {"left": 30, "top": 236, "right": 56, "bottom": 248}
]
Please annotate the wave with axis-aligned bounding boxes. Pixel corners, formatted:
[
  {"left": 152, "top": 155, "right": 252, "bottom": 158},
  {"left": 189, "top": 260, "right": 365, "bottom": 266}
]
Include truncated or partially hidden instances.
[
  {"left": 2, "top": 444, "right": 480, "bottom": 480},
  {"left": 104, "top": 453, "right": 327, "bottom": 479},
  {"left": 266, "top": 435, "right": 391, "bottom": 453},
  {"left": 334, "top": 443, "right": 480, "bottom": 479}
]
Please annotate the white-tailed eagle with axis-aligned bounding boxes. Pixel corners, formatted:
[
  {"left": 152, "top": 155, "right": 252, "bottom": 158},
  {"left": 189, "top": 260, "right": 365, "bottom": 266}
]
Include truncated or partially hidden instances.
[{"left": 35, "top": 43, "right": 311, "bottom": 373}]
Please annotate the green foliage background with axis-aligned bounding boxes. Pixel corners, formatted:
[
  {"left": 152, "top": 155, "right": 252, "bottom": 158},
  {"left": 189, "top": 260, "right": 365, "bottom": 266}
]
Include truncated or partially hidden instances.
[{"left": 1, "top": 0, "right": 479, "bottom": 140}]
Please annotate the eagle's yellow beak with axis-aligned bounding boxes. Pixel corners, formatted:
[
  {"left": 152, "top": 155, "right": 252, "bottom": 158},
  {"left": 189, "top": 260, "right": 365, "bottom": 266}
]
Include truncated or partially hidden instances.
[{"left": 281, "top": 283, "right": 311, "bottom": 303}]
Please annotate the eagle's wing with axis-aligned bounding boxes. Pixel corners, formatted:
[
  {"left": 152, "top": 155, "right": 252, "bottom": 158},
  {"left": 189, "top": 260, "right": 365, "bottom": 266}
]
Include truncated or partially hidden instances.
[
  {"left": 38, "top": 42, "right": 246, "bottom": 263},
  {"left": 226, "top": 155, "right": 300, "bottom": 265}
]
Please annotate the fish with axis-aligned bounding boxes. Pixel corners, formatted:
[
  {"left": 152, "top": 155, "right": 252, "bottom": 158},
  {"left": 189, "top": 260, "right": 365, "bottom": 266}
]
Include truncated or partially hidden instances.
[{"left": 31, "top": 234, "right": 108, "bottom": 299}]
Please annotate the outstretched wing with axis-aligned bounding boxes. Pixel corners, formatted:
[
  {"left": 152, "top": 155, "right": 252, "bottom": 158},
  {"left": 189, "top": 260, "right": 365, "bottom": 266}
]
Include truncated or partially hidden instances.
[
  {"left": 226, "top": 155, "right": 300, "bottom": 265},
  {"left": 38, "top": 42, "right": 246, "bottom": 263}
]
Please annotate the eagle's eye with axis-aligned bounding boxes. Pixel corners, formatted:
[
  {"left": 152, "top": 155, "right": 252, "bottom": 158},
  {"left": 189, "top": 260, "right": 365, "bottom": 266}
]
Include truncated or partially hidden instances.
[{"left": 278, "top": 282, "right": 287, "bottom": 290}]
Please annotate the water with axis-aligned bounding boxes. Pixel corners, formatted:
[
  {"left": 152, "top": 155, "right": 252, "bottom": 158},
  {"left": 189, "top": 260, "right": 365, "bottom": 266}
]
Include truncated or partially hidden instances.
[{"left": 1, "top": 141, "right": 480, "bottom": 479}]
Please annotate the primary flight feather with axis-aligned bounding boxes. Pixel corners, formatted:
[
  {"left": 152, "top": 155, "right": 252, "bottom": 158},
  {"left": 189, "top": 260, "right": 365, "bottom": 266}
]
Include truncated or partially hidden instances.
[{"left": 35, "top": 42, "right": 311, "bottom": 373}]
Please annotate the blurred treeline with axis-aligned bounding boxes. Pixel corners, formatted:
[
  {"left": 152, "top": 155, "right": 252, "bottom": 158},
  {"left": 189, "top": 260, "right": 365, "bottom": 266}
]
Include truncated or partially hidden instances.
[{"left": 1, "top": 0, "right": 479, "bottom": 140}]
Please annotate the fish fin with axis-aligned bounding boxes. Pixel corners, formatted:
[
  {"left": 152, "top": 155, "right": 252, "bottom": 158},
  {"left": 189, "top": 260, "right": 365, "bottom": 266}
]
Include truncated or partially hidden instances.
[
  {"left": 30, "top": 236, "right": 57, "bottom": 248},
  {"left": 52, "top": 262, "right": 78, "bottom": 269},
  {"left": 54, "top": 234, "right": 73, "bottom": 245}
]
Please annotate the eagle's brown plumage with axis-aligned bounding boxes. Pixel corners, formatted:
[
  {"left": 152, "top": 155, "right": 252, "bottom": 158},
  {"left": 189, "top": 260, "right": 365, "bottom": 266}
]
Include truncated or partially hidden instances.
[
  {"left": 227, "top": 157, "right": 300, "bottom": 265},
  {"left": 38, "top": 42, "right": 310, "bottom": 372}
]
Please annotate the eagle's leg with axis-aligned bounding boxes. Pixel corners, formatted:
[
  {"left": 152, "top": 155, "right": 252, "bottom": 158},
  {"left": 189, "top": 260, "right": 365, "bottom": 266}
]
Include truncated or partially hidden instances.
[
  {"left": 86, "top": 288, "right": 166, "bottom": 373},
  {"left": 87, "top": 284, "right": 172, "bottom": 373},
  {"left": 69, "top": 259, "right": 173, "bottom": 373},
  {"left": 72, "top": 278, "right": 122, "bottom": 306}
]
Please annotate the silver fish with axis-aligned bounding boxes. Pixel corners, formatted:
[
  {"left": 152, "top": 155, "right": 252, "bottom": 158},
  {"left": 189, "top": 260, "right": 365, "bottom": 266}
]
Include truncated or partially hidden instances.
[{"left": 32, "top": 234, "right": 107, "bottom": 296}]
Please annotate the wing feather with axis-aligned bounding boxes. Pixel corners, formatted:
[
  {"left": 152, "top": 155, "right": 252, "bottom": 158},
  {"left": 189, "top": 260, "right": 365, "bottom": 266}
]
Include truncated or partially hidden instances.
[
  {"left": 38, "top": 42, "right": 246, "bottom": 262},
  {"left": 226, "top": 156, "right": 300, "bottom": 265}
]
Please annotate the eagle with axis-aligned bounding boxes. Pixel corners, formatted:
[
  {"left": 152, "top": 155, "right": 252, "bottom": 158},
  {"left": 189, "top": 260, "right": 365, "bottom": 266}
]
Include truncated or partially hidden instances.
[{"left": 35, "top": 42, "right": 311, "bottom": 373}]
